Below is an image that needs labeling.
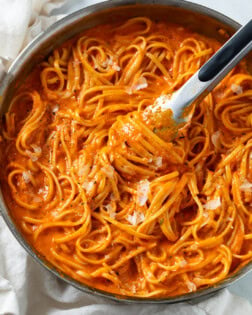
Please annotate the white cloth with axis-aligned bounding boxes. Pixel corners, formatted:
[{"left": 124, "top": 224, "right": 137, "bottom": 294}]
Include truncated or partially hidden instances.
[
  {"left": 0, "top": 0, "right": 65, "bottom": 79},
  {"left": 0, "top": 1, "right": 252, "bottom": 314}
]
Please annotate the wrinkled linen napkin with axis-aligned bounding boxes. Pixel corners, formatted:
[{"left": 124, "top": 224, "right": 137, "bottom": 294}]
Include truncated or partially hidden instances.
[{"left": 0, "top": 0, "right": 252, "bottom": 314}]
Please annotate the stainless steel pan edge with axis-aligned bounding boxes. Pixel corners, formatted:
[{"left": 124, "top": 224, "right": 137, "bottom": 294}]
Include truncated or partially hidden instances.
[{"left": 0, "top": 0, "right": 251, "bottom": 304}]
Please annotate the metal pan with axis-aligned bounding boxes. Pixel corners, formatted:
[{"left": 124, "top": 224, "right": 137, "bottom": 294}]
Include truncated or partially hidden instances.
[{"left": 0, "top": 0, "right": 251, "bottom": 304}]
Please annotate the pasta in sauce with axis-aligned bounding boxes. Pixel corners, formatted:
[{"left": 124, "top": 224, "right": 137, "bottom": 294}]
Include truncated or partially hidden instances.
[{"left": 1, "top": 17, "right": 252, "bottom": 298}]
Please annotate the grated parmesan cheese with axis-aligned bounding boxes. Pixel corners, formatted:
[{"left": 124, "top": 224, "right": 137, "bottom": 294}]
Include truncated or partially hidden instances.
[
  {"left": 203, "top": 197, "right": 221, "bottom": 210},
  {"left": 31, "top": 144, "right": 42, "bottom": 154},
  {"left": 78, "top": 165, "right": 89, "bottom": 177},
  {"left": 52, "top": 104, "right": 59, "bottom": 113},
  {"left": 22, "top": 170, "right": 31, "bottom": 184},
  {"left": 154, "top": 156, "right": 163, "bottom": 168},
  {"left": 231, "top": 84, "right": 243, "bottom": 95},
  {"left": 32, "top": 225, "right": 37, "bottom": 231},
  {"left": 127, "top": 213, "right": 137, "bottom": 225},
  {"left": 133, "top": 77, "right": 148, "bottom": 91},
  {"left": 25, "top": 150, "right": 38, "bottom": 162},
  {"left": 103, "top": 57, "right": 120, "bottom": 71},
  {"left": 105, "top": 203, "right": 116, "bottom": 219},
  {"left": 203, "top": 212, "right": 209, "bottom": 218},
  {"left": 82, "top": 180, "right": 95, "bottom": 194},
  {"left": 26, "top": 144, "right": 41, "bottom": 162},
  {"left": 101, "top": 59, "right": 108, "bottom": 67},
  {"left": 187, "top": 281, "right": 196, "bottom": 292},
  {"left": 179, "top": 259, "right": 187, "bottom": 267},
  {"left": 112, "top": 64, "right": 121, "bottom": 71},
  {"left": 240, "top": 179, "right": 252, "bottom": 192},
  {"left": 126, "top": 211, "right": 145, "bottom": 226},
  {"left": 38, "top": 185, "right": 49, "bottom": 199},
  {"left": 107, "top": 58, "right": 113, "bottom": 66},
  {"left": 107, "top": 58, "right": 121, "bottom": 71},
  {"left": 138, "top": 212, "right": 145, "bottom": 223},
  {"left": 127, "top": 77, "right": 148, "bottom": 94},
  {"left": 101, "top": 165, "right": 114, "bottom": 178},
  {"left": 122, "top": 124, "right": 132, "bottom": 135},
  {"left": 211, "top": 130, "right": 221, "bottom": 148},
  {"left": 137, "top": 179, "right": 150, "bottom": 206}
]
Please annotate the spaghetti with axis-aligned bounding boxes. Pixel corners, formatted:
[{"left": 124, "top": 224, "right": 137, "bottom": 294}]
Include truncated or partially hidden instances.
[{"left": 1, "top": 17, "right": 252, "bottom": 298}]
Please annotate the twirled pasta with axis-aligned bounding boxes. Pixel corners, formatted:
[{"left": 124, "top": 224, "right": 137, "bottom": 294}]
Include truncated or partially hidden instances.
[{"left": 1, "top": 17, "right": 252, "bottom": 298}]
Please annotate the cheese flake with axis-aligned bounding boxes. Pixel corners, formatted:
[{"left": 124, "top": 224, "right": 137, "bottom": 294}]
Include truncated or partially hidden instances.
[
  {"left": 240, "top": 179, "right": 252, "bottom": 192},
  {"left": 137, "top": 179, "right": 150, "bottom": 206},
  {"left": 105, "top": 203, "right": 116, "bottom": 219},
  {"left": 154, "top": 156, "right": 163, "bottom": 168},
  {"left": 187, "top": 281, "right": 197, "bottom": 292},
  {"left": 25, "top": 150, "right": 38, "bottom": 162},
  {"left": 203, "top": 197, "right": 221, "bottom": 210},
  {"left": 211, "top": 131, "right": 221, "bottom": 148},
  {"left": 78, "top": 165, "right": 89, "bottom": 177},
  {"left": 180, "top": 259, "right": 187, "bottom": 267},
  {"left": 52, "top": 104, "right": 59, "bottom": 113},
  {"left": 22, "top": 170, "right": 31, "bottom": 184},
  {"left": 231, "top": 84, "right": 243, "bottom": 95},
  {"left": 82, "top": 180, "right": 95, "bottom": 194},
  {"left": 101, "top": 165, "right": 114, "bottom": 178},
  {"left": 127, "top": 77, "right": 148, "bottom": 94},
  {"left": 127, "top": 211, "right": 145, "bottom": 226},
  {"left": 31, "top": 144, "right": 42, "bottom": 154}
]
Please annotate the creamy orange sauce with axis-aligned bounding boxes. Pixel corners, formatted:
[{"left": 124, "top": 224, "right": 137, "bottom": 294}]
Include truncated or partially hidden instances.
[{"left": 1, "top": 17, "right": 252, "bottom": 298}]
